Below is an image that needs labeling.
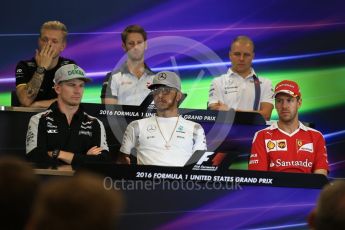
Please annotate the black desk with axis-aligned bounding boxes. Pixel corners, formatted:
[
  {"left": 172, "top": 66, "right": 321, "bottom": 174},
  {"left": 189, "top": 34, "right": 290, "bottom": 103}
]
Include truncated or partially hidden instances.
[
  {"left": 0, "top": 103, "right": 267, "bottom": 160},
  {"left": 35, "top": 163, "right": 329, "bottom": 230},
  {"left": 1, "top": 104, "right": 332, "bottom": 229},
  {"left": 79, "top": 163, "right": 328, "bottom": 189}
]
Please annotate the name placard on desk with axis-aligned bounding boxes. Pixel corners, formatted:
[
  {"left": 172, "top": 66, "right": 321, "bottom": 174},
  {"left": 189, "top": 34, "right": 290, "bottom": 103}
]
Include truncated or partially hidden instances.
[
  {"left": 0, "top": 103, "right": 267, "bottom": 125},
  {"left": 0, "top": 103, "right": 266, "bottom": 157},
  {"left": 80, "top": 163, "right": 329, "bottom": 189},
  {"left": 99, "top": 108, "right": 218, "bottom": 123},
  {"left": 84, "top": 103, "right": 266, "bottom": 125}
]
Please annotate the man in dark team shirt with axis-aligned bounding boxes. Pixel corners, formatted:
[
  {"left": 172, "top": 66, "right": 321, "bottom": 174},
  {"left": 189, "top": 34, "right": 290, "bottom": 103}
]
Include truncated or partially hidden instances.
[
  {"left": 15, "top": 20, "right": 75, "bottom": 108},
  {"left": 26, "top": 64, "right": 109, "bottom": 166}
]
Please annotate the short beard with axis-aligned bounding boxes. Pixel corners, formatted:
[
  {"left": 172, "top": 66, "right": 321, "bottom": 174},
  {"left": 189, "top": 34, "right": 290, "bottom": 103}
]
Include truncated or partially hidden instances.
[
  {"left": 127, "top": 51, "right": 144, "bottom": 62},
  {"left": 279, "top": 111, "right": 297, "bottom": 124}
]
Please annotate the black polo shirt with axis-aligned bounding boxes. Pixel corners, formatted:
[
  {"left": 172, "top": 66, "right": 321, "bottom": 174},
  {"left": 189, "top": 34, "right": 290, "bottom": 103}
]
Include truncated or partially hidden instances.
[
  {"left": 15, "top": 57, "right": 75, "bottom": 101},
  {"left": 26, "top": 102, "right": 110, "bottom": 166}
]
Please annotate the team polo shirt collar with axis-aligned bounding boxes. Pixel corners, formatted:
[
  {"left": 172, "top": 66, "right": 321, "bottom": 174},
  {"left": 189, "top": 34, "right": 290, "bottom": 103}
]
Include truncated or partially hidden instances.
[
  {"left": 227, "top": 68, "right": 257, "bottom": 80},
  {"left": 118, "top": 62, "right": 154, "bottom": 75},
  {"left": 49, "top": 101, "right": 84, "bottom": 120},
  {"left": 270, "top": 121, "right": 308, "bottom": 136}
]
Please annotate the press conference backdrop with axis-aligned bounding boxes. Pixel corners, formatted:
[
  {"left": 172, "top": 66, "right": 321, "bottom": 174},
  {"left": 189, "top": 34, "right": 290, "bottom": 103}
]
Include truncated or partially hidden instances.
[{"left": 1, "top": 0, "right": 345, "bottom": 229}]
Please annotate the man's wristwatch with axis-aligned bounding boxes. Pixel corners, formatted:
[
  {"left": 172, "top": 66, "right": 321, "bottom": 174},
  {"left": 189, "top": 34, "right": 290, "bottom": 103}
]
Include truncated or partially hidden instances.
[
  {"left": 36, "top": 66, "right": 46, "bottom": 75},
  {"left": 52, "top": 149, "right": 60, "bottom": 159}
]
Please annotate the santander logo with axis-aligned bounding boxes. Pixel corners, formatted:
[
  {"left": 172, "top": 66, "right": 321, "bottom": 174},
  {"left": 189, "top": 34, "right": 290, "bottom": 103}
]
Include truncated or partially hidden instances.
[{"left": 270, "top": 159, "right": 313, "bottom": 168}]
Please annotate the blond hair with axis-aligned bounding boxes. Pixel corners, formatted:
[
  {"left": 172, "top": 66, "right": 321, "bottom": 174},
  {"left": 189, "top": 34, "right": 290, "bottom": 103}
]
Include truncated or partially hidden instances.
[
  {"left": 230, "top": 35, "right": 255, "bottom": 52},
  {"left": 40, "top": 20, "right": 68, "bottom": 41}
]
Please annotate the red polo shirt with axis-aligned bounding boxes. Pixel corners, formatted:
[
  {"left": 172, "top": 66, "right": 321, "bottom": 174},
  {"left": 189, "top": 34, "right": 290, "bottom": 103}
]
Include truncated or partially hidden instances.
[{"left": 249, "top": 122, "right": 329, "bottom": 173}]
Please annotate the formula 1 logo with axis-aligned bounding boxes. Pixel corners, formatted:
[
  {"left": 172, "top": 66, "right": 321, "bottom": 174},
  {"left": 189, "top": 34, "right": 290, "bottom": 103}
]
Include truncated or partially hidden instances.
[
  {"left": 191, "top": 151, "right": 227, "bottom": 172},
  {"left": 196, "top": 151, "right": 215, "bottom": 165}
]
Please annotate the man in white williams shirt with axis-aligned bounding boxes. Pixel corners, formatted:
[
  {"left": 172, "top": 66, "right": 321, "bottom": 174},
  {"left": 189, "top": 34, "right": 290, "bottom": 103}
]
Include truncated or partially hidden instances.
[
  {"left": 119, "top": 71, "right": 207, "bottom": 166},
  {"left": 208, "top": 35, "right": 274, "bottom": 120}
]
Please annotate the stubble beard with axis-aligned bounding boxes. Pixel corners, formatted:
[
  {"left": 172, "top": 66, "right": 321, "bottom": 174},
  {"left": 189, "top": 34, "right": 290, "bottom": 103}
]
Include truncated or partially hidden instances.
[
  {"left": 127, "top": 49, "right": 144, "bottom": 63},
  {"left": 279, "top": 110, "right": 298, "bottom": 124},
  {"left": 155, "top": 94, "right": 178, "bottom": 114}
]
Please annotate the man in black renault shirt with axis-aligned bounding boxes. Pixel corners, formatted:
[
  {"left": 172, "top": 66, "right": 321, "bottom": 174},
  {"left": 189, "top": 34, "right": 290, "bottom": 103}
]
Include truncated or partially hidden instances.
[
  {"left": 15, "top": 21, "right": 75, "bottom": 108},
  {"left": 26, "top": 64, "right": 109, "bottom": 166}
]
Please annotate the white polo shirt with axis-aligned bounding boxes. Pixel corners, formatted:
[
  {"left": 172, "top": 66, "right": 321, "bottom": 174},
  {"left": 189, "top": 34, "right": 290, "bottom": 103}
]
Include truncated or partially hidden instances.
[
  {"left": 208, "top": 68, "right": 273, "bottom": 110},
  {"left": 101, "top": 63, "right": 155, "bottom": 105},
  {"left": 120, "top": 116, "right": 207, "bottom": 166}
]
